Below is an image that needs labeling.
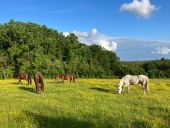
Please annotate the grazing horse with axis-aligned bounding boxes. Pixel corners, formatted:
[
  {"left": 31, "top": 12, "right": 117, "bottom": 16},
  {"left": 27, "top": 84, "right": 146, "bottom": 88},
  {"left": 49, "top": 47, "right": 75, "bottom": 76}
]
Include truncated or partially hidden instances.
[
  {"left": 34, "top": 73, "right": 44, "bottom": 94},
  {"left": 55, "top": 74, "right": 75, "bottom": 83},
  {"left": 18, "top": 72, "right": 32, "bottom": 85},
  {"left": 117, "top": 75, "right": 149, "bottom": 94}
]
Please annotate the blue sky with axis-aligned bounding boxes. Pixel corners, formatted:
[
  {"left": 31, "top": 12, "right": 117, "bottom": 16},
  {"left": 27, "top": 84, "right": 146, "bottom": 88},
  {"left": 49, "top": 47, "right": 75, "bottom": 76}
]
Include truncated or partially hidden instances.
[{"left": 0, "top": 0, "right": 170, "bottom": 60}]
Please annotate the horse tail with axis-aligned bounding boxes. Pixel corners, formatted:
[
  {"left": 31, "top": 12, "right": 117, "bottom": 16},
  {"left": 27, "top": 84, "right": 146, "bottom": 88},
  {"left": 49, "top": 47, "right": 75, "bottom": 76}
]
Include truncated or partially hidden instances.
[
  {"left": 145, "top": 77, "right": 150, "bottom": 92},
  {"left": 34, "top": 74, "right": 39, "bottom": 93}
]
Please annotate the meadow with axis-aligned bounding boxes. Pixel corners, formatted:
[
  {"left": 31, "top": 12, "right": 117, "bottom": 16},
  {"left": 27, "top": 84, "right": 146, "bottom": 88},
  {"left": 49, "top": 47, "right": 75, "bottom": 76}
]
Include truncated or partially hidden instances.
[{"left": 0, "top": 78, "right": 169, "bottom": 128}]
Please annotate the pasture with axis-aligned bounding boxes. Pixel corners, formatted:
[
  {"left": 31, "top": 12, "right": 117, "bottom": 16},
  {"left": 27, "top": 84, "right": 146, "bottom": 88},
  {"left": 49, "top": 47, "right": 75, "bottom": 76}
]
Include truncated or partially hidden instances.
[{"left": 0, "top": 78, "right": 169, "bottom": 128}]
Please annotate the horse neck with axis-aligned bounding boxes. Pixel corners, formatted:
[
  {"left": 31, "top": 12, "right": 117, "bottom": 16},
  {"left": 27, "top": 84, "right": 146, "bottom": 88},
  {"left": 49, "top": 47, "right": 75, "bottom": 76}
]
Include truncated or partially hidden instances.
[{"left": 118, "top": 78, "right": 124, "bottom": 87}]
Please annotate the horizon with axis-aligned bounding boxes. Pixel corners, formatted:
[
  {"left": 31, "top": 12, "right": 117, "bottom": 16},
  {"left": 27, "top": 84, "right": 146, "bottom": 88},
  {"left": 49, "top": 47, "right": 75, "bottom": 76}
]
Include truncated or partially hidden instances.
[{"left": 0, "top": 0, "right": 170, "bottom": 61}]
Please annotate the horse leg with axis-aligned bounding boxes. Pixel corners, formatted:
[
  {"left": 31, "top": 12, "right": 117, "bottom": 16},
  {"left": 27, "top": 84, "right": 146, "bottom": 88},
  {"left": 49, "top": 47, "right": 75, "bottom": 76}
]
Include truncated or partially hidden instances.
[
  {"left": 30, "top": 78, "right": 32, "bottom": 85},
  {"left": 142, "top": 84, "right": 146, "bottom": 94},
  {"left": 145, "top": 81, "right": 150, "bottom": 93},
  {"left": 62, "top": 79, "right": 64, "bottom": 83},
  {"left": 128, "top": 85, "right": 130, "bottom": 94},
  {"left": 41, "top": 83, "right": 44, "bottom": 92},
  {"left": 27, "top": 79, "right": 29, "bottom": 85},
  {"left": 36, "top": 84, "right": 39, "bottom": 93},
  {"left": 18, "top": 79, "right": 20, "bottom": 84},
  {"left": 73, "top": 76, "right": 75, "bottom": 83},
  {"left": 55, "top": 76, "right": 58, "bottom": 81},
  {"left": 38, "top": 83, "right": 42, "bottom": 94},
  {"left": 18, "top": 79, "right": 22, "bottom": 84},
  {"left": 28, "top": 75, "right": 32, "bottom": 85},
  {"left": 122, "top": 87, "right": 125, "bottom": 93},
  {"left": 118, "top": 86, "right": 122, "bottom": 94}
]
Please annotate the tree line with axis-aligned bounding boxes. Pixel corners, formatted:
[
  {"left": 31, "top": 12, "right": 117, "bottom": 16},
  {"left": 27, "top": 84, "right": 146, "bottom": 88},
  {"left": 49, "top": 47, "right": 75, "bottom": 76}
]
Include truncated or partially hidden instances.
[{"left": 0, "top": 20, "right": 169, "bottom": 79}]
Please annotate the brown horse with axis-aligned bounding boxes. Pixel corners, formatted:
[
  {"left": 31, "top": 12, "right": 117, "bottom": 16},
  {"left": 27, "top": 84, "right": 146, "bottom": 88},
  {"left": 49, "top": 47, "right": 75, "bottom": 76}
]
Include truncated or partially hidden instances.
[
  {"left": 34, "top": 73, "right": 44, "bottom": 94},
  {"left": 18, "top": 72, "right": 32, "bottom": 85},
  {"left": 55, "top": 74, "right": 75, "bottom": 83}
]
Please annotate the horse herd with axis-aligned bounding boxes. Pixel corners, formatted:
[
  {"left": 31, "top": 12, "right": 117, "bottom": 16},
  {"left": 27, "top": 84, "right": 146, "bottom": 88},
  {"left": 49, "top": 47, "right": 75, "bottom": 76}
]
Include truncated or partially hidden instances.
[
  {"left": 17, "top": 72, "right": 75, "bottom": 94},
  {"left": 17, "top": 72, "right": 150, "bottom": 94}
]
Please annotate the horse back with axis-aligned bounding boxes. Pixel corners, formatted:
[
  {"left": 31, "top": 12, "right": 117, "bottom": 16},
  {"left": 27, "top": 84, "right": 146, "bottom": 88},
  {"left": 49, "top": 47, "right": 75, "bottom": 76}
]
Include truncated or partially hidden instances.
[
  {"left": 138, "top": 75, "right": 149, "bottom": 82},
  {"left": 34, "top": 73, "right": 44, "bottom": 83},
  {"left": 122, "top": 75, "right": 139, "bottom": 85},
  {"left": 18, "top": 72, "right": 28, "bottom": 80}
]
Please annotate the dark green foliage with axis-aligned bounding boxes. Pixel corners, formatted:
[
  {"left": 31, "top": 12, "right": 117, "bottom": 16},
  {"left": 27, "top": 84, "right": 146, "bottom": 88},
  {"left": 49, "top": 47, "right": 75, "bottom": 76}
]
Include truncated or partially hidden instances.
[
  {"left": 142, "top": 59, "right": 170, "bottom": 78},
  {"left": 125, "top": 59, "right": 170, "bottom": 78}
]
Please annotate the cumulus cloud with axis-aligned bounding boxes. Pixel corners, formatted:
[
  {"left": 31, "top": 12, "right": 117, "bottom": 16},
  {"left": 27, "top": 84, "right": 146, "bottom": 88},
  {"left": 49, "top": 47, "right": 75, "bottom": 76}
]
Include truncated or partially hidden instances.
[
  {"left": 91, "top": 28, "right": 97, "bottom": 35},
  {"left": 120, "top": 0, "right": 157, "bottom": 18},
  {"left": 63, "top": 32, "right": 70, "bottom": 37},
  {"left": 67, "top": 28, "right": 117, "bottom": 51},
  {"left": 112, "top": 38, "right": 170, "bottom": 60},
  {"left": 63, "top": 29, "right": 170, "bottom": 60},
  {"left": 152, "top": 47, "right": 170, "bottom": 54}
]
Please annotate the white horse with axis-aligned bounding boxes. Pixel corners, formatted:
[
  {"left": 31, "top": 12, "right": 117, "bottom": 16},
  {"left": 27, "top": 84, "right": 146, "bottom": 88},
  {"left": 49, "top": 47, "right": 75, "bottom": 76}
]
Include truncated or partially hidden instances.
[{"left": 117, "top": 75, "right": 149, "bottom": 94}]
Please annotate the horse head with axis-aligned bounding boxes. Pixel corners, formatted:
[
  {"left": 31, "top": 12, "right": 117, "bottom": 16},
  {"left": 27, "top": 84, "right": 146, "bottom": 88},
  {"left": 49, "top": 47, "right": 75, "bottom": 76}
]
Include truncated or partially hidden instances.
[{"left": 116, "top": 82, "right": 123, "bottom": 94}]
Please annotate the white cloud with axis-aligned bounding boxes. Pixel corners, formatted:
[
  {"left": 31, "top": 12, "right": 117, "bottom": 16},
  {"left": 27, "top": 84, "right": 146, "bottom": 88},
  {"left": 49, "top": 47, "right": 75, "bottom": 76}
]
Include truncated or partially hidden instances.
[
  {"left": 63, "top": 29, "right": 170, "bottom": 60},
  {"left": 91, "top": 28, "right": 97, "bottom": 35},
  {"left": 120, "top": 0, "right": 157, "bottom": 18},
  {"left": 63, "top": 32, "right": 70, "bottom": 37},
  {"left": 99, "top": 40, "right": 117, "bottom": 51},
  {"left": 67, "top": 28, "right": 117, "bottom": 51},
  {"left": 152, "top": 47, "right": 170, "bottom": 54}
]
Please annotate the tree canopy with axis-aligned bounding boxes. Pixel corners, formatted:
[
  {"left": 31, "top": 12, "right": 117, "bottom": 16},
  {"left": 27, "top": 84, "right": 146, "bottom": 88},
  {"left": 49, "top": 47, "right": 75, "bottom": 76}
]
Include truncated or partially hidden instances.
[
  {"left": 0, "top": 20, "right": 169, "bottom": 79},
  {"left": 0, "top": 20, "right": 120, "bottom": 78}
]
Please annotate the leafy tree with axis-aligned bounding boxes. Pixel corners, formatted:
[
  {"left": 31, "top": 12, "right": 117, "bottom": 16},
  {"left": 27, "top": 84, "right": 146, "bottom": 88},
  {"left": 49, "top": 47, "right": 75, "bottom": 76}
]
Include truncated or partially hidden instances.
[{"left": 1, "top": 20, "right": 169, "bottom": 79}]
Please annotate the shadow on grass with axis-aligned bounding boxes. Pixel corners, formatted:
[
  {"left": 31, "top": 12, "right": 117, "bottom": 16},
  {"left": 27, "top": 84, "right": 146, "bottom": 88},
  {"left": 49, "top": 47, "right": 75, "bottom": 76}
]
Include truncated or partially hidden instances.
[
  {"left": 89, "top": 87, "right": 117, "bottom": 94},
  {"left": 148, "top": 106, "right": 170, "bottom": 124},
  {"left": 48, "top": 81, "right": 63, "bottom": 84},
  {"left": 132, "top": 120, "right": 147, "bottom": 128},
  {"left": 11, "top": 82, "right": 19, "bottom": 85},
  {"left": 18, "top": 86, "right": 35, "bottom": 93},
  {"left": 11, "top": 82, "right": 29, "bottom": 85},
  {"left": 25, "top": 111, "right": 92, "bottom": 128},
  {"left": 166, "top": 84, "right": 170, "bottom": 87}
]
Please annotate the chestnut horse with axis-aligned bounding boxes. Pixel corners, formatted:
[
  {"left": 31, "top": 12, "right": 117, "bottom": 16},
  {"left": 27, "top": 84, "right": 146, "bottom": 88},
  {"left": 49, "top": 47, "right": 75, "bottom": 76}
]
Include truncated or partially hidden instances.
[
  {"left": 55, "top": 74, "right": 75, "bottom": 83},
  {"left": 18, "top": 72, "right": 32, "bottom": 85},
  {"left": 34, "top": 73, "right": 44, "bottom": 94}
]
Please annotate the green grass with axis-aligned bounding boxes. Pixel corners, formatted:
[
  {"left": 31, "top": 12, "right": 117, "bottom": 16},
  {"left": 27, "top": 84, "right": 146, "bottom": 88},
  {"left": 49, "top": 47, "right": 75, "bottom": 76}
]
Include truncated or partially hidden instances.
[{"left": 0, "top": 78, "right": 170, "bottom": 128}]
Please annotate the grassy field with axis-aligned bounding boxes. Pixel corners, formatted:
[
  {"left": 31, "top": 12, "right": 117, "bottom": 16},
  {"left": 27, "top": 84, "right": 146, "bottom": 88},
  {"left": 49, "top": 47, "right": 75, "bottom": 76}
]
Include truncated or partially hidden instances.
[{"left": 0, "top": 78, "right": 169, "bottom": 128}]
